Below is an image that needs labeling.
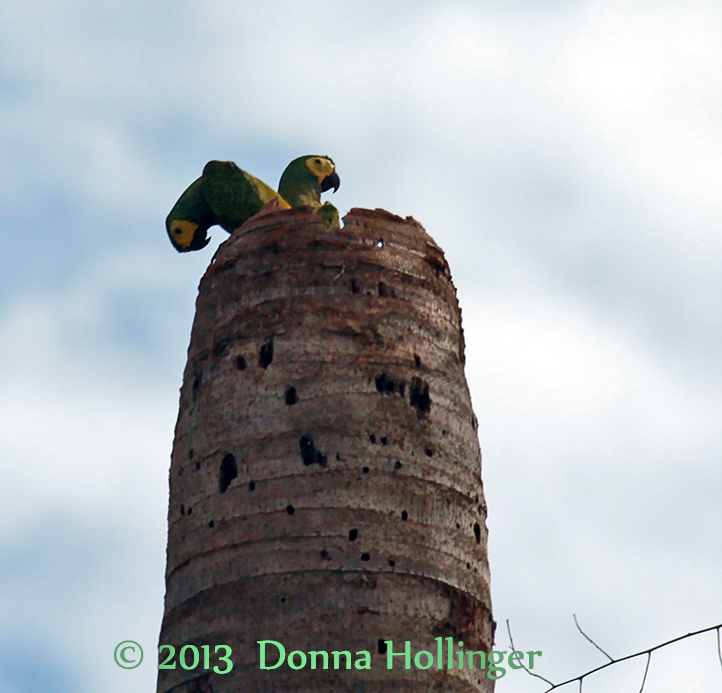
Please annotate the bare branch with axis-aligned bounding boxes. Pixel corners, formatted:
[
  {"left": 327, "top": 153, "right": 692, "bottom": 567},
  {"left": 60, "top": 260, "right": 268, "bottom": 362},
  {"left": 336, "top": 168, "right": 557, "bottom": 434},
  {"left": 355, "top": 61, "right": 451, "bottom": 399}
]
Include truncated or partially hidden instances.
[
  {"left": 573, "top": 614, "right": 613, "bottom": 662},
  {"left": 716, "top": 627, "right": 722, "bottom": 674},
  {"left": 542, "top": 621, "right": 722, "bottom": 692},
  {"left": 505, "top": 619, "right": 555, "bottom": 687},
  {"left": 637, "top": 652, "right": 651, "bottom": 693}
]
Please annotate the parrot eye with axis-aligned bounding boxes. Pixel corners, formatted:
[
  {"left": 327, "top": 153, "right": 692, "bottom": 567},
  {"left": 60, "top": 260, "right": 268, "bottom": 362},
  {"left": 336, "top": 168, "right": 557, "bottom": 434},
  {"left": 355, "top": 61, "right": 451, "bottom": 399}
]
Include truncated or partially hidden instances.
[{"left": 315, "top": 158, "right": 321, "bottom": 164}]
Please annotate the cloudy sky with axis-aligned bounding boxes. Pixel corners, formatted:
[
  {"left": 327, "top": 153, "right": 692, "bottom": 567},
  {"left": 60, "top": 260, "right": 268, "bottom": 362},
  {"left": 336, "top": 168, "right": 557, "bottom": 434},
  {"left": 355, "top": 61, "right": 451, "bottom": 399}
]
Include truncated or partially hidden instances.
[{"left": 1, "top": 0, "right": 721, "bottom": 691}]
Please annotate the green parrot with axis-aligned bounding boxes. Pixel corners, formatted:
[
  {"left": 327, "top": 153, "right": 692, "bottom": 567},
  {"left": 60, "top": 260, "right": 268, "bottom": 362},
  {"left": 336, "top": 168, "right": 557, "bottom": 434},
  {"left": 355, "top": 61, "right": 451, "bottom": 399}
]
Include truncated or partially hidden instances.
[
  {"left": 166, "top": 155, "right": 340, "bottom": 252},
  {"left": 279, "top": 154, "right": 341, "bottom": 230}
]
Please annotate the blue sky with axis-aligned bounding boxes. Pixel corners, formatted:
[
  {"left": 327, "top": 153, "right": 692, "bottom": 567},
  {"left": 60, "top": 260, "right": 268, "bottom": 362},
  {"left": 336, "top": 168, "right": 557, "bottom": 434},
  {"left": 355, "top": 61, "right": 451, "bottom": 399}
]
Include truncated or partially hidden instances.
[{"left": 1, "top": 1, "right": 722, "bottom": 691}]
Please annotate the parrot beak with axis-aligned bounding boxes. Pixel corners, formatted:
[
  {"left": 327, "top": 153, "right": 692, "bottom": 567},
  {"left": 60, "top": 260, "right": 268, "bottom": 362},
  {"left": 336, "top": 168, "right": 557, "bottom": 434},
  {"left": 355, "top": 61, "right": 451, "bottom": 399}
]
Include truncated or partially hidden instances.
[
  {"left": 188, "top": 227, "right": 211, "bottom": 251},
  {"left": 321, "top": 171, "right": 340, "bottom": 194}
]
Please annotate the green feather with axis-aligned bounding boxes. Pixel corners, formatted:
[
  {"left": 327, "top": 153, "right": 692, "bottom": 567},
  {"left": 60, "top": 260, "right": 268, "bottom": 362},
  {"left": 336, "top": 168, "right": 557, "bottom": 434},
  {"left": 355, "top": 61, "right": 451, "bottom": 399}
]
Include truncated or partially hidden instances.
[
  {"left": 202, "top": 161, "right": 285, "bottom": 232},
  {"left": 278, "top": 156, "right": 325, "bottom": 207},
  {"left": 166, "top": 177, "right": 213, "bottom": 226}
]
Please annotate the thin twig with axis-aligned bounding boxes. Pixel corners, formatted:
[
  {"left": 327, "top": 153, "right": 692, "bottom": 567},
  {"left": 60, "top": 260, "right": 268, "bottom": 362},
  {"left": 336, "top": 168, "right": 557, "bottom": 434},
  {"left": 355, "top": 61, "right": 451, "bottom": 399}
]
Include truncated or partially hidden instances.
[
  {"left": 573, "top": 614, "right": 613, "bottom": 662},
  {"left": 505, "top": 619, "right": 555, "bottom": 686},
  {"left": 716, "top": 627, "right": 722, "bottom": 673},
  {"left": 638, "top": 652, "right": 652, "bottom": 693},
  {"left": 332, "top": 265, "right": 345, "bottom": 280},
  {"left": 542, "top": 621, "right": 722, "bottom": 692}
]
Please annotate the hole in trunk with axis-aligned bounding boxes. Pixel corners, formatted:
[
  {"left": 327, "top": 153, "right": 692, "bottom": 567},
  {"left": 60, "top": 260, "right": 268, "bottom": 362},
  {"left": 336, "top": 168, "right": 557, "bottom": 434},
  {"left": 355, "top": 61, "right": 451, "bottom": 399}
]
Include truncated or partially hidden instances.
[
  {"left": 259, "top": 339, "right": 274, "bottom": 368},
  {"left": 219, "top": 453, "right": 238, "bottom": 493}
]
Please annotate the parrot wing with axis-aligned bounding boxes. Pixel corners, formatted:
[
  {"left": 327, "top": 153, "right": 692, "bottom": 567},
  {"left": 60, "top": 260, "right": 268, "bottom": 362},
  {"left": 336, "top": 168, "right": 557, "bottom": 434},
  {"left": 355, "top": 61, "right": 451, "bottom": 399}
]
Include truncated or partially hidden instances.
[{"left": 202, "top": 161, "right": 290, "bottom": 233}]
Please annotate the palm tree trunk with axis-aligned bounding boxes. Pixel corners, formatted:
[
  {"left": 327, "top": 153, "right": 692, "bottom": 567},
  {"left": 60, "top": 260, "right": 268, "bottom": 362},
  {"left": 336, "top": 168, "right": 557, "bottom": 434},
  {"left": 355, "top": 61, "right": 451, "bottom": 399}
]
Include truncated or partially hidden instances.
[{"left": 157, "top": 206, "right": 495, "bottom": 692}]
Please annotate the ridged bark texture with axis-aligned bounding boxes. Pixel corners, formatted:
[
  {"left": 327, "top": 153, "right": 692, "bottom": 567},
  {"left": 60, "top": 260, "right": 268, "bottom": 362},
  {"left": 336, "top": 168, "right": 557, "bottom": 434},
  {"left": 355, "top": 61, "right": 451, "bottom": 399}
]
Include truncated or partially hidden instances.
[{"left": 158, "top": 207, "right": 494, "bottom": 693}]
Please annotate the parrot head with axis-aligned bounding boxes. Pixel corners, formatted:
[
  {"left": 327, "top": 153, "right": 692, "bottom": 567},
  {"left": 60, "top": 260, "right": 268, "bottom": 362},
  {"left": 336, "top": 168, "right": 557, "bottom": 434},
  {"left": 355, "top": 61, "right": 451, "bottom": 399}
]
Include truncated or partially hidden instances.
[
  {"left": 306, "top": 156, "right": 341, "bottom": 193},
  {"left": 165, "top": 177, "right": 215, "bottom": 252},
  {"left": 166, "top": 218, "right": 212, "bottom": 252},
  {"left": 278, "top": 155, "right": 340, "bottom": 207}
]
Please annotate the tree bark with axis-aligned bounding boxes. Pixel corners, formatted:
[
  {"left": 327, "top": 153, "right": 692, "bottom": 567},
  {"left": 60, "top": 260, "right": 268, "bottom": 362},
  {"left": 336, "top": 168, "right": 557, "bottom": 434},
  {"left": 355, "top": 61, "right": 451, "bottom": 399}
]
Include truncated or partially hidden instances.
[{"left": 157, "top": 207, "right": 494, "bottom": 692}]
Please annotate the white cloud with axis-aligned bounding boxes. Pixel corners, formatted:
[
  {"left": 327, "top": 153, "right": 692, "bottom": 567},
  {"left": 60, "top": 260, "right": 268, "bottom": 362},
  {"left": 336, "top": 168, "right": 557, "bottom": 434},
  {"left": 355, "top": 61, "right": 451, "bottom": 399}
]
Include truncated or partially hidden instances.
[{"left": 554, "top": 2, "right": 722, "bottom": 215}]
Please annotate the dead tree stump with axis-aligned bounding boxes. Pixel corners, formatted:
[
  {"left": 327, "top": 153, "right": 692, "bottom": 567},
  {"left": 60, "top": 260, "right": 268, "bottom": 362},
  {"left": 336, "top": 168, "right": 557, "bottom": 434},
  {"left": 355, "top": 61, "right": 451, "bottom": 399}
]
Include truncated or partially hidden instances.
[{"left": 157, "top": 207, "right": 494, "bottom": 692}]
